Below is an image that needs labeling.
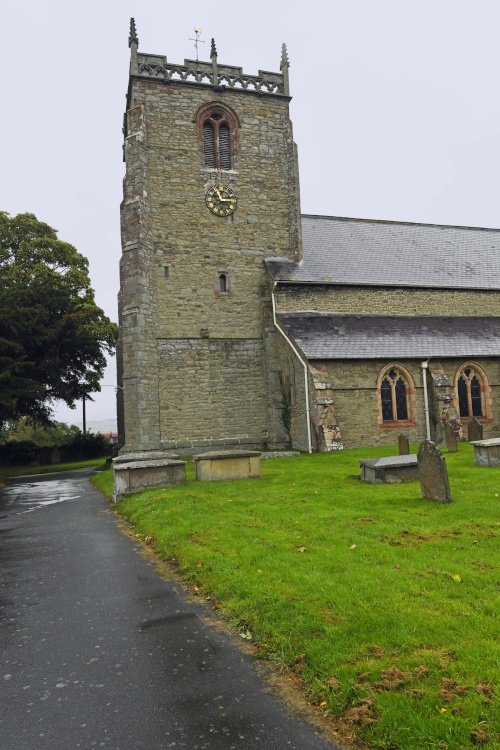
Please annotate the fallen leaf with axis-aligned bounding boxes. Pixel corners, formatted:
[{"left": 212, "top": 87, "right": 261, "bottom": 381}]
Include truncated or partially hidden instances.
[
  {"left": 193, "top": 585, "right": 200, "bottom": 593},
  {"left": 451, "top": 574, "right": 461, "bottom": 582},
  {"left": 319, "top": 701, "right": 327, "bottom": 708},
  {"left": 195, "top": 562, "right": 203, "bottom": 568},
  {"left": 350, "top": 544, "right": 357, "bottom": 550},
  {"left": 239, "top": 629, "right": 252, "bottom": 640},
  {"left": 439, "top": 707, "right": 448, "bottom": 714},
  {"left": 297, "top": 546, "right": 307, "bottom": 553}
]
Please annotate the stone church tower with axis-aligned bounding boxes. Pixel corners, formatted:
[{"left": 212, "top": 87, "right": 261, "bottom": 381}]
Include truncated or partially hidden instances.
[{"left": 117, "top": 20, "right": 300, "bottom": 452}]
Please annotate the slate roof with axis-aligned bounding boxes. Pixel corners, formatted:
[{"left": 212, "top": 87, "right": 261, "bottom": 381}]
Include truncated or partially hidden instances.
[
  {"left": 265, "top": 215, "right": 500, "bottom": 290},
  {"left": 277, "top": 313, "right": 500, "bottom": 360}
]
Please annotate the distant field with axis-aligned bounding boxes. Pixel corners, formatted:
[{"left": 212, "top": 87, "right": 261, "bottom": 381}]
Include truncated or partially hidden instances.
[{"left": 93, "top": 446, "right": 498, "bottom": 750}]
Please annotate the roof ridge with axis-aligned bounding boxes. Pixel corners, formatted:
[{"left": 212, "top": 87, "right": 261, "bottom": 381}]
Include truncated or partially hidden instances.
[{"left": 301, "top": 213, "right": 500, "bottom": 232}]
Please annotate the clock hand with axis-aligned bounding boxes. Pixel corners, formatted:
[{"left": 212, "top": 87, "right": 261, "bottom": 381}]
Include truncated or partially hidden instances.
[{"left": 214, "top": 186, "right": 223, "bottom": 200}]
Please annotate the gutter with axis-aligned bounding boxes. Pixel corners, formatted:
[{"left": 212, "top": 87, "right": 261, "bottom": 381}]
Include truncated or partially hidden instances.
[{"left": 271, "top": 283, "right": 313, "bottom": 453}]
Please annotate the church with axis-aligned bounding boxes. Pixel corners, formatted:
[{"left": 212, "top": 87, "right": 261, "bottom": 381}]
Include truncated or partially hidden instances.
[{"left": 117, "top": 20, "right": 500, "bottom": 453}]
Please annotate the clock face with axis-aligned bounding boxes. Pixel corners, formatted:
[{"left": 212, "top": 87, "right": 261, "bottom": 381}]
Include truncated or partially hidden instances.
[{"left": 205, "top": 184, "right": 237, "bottom": 217}]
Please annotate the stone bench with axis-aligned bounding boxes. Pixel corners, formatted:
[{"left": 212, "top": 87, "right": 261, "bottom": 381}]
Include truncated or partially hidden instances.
[
  {"left": 360, "top": 455, "right": 419, "bottom": 484},
  {"left": 470, "top": 438, "right": 500, "bottom": 467},
  {"left": 113, "top": 456, "right": 186, "bottom": 500},
  {"left": 193, "top": 450, "right": 261, "bottom": 482}
]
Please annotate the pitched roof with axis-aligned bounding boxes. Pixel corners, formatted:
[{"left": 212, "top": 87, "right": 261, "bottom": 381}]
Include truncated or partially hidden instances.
[
  {"left": 277, "top": 313, "right": 500, "bottom": 360},
  {"left": 265, "top": 215, "right": 500, "bottom": 290}
]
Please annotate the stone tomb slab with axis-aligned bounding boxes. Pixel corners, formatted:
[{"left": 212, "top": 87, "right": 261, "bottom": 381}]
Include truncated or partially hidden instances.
[
  {"left": 193, "top": 450, "right": 261, "bottom": 482},
  {"left": 470, "top": 438, "right": 500, "bottom": 467},
  {"left": 113, "top": 458, "right": 186, "bottom": 500},
  {"left": 360, "top": 455, "right": 419, "bottom": 484}
]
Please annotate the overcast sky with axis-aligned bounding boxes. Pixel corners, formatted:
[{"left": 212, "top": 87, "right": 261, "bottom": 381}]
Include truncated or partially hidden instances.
[{"left": 2, "top": 1, "right": 500, "bottom": 429}]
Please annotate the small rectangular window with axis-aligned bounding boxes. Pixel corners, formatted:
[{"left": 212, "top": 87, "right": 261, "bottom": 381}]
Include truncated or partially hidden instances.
[{"left": 163, "top": 266, "right": 169, "bottom": 278}]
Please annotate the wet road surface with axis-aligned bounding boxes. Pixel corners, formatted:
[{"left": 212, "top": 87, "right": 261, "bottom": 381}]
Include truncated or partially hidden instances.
[{"left": 0, "top": 469, "right": 339, "bottom": 749}]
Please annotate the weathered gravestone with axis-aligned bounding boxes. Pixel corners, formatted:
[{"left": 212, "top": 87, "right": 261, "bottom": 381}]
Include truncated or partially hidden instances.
[
  {"left": 467, "top": 417, "right": 483, "bottom": 443},
  {"left": 398, "top": 434, "right": 410, "bottom": 455},
  {"left": 417, "top": 440, "right": 452, "bottom": 503},
  {"left": 444, "top": 422, "right": 458, "bottom": 452}
]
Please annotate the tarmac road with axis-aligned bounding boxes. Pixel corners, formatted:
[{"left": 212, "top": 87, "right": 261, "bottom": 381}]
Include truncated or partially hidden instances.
[{"left": 0, "top": 469, "right": 339, "bottom": 750}]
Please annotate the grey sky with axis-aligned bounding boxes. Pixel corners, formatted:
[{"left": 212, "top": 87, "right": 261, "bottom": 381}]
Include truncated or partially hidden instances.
[{"left": 2, "top": 1, "right": 500, "bottom": 428}]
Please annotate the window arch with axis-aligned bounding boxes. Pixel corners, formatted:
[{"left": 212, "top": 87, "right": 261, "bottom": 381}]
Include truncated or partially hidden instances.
[
  {"left": 454, "top": 363, "right": 490, "bottom": 421},
  {"left": 218, "top": 273, "right": 228, "bottom": 293},
  {"left": 377, "top": 364, "right": 415, "bottom": 426},
  {"left": 196, "top": 103, "right": 239, "bottom": 171}
]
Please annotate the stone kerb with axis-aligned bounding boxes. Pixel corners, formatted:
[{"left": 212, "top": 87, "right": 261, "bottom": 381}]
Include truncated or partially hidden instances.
[
  {"left": 470, "top": 438, "right": 500, "bottom": 467},
  {"left": 113, "top": 456, "right": 186, "bottom": 501},
  {"left": 417, "top": 441, "right": 452, "bottom": 503},
  {"left": 193, "top": 450, "right": 261, "bottom": 482},
  {"left": 360, "top": 455, "right": 419, "bottom": 484}
]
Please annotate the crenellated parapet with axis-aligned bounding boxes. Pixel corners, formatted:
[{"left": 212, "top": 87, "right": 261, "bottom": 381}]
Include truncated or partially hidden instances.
[{"left": 127, "top": 19, "right": 289, "bottom": 97}]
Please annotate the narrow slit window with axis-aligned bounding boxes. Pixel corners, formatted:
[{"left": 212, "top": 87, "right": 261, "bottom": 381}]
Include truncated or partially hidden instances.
[{"left": 219, "top": 273, "right": 228, "bottom": 293}]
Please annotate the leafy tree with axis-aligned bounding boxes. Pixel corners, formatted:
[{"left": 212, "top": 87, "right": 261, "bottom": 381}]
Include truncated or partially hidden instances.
[
  {"left": 0, "top": 418, "right": 82, "bottom": 447},
  {"left": 0, "top": 212, "right": 117, "bottom": 426}
]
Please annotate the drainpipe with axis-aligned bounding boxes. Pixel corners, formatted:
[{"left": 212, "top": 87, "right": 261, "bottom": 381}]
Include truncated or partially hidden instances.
[
  {"left": 271, "top": 283, "right": 313, "bottom": 453},
  {"left": 421, "top": 359, "right": 431, "bottom": 441}
]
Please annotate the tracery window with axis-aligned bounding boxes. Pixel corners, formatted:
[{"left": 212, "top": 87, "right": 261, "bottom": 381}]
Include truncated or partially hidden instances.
[
  {"left": 455, "top": 364, "right": 489, "bottom": 420},
  {"left": 377, "top": 365, "right": 414, "bottom": 425},
  {"left": 197, "top": 103, "right": 239, "bottom": 171}
]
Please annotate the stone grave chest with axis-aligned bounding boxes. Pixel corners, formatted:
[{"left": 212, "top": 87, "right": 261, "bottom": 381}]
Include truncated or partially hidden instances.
[
  {"left": 113, "top": 454, "right": 186, "bottom": 500},
  {"left": 470, "top": 438, "right": 500, "bottom": 467},
  {"left": 193, "top": 450, "right": 261, "bottom": 481},
  {"left": 360, "top": 455, "right": 419, "bottom": 484}
]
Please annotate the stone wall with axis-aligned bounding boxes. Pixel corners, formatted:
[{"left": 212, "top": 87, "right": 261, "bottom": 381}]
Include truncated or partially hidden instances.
[
  {"left": 276, "top": 285, "right": 500, "bottom": 316},
  {"left": 309, "top": 357, "right": 500, "bottom": 448},
  {"left": 119, "top": 74, "right": 301, "bottom": 450}
]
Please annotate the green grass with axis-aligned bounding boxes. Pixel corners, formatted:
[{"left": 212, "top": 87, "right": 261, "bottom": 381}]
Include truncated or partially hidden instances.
[
  {"left": 1, "top": 456, "right": 107, "bottom": 478},
  {"left": 92, "top": 446, "right": 499, "bottom": 749}
]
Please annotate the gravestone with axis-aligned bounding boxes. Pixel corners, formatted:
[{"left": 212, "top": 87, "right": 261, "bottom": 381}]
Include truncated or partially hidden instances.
[
  {"left": 468, "top": 417, "right": 483, "bottom": 442},
  {"left": 398, "top": 434, "right": 410, "bottom": 455},
  {"left": 444, "top": 422, "right": 458, "bottom": 452},
  {"left": 417, "top": 441, "right": 452, "bottom": 503}
]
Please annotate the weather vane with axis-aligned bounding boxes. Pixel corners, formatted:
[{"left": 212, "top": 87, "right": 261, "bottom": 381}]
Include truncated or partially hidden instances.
[{"left": 189, "top": 27, "right": 205, "bottom": 61}]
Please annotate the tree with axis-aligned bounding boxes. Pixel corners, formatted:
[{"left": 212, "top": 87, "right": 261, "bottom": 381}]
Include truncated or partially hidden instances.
[{"left": 0, "top": 212, "right": 117, "bottom": 426}]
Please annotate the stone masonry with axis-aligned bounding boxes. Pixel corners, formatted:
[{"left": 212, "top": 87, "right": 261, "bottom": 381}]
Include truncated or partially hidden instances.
[{"left": 118, "top": 28, "right": 300, "bottom": 452}]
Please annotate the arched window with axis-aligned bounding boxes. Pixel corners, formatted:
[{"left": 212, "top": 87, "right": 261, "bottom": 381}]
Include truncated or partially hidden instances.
[
  {"left": 377, "top": 365, "right": 414, "bottom": 425},
  {"left": 218, "top": 273, "right": 228, "bottom": 293},
  {"left": 455, "top": 363, "right": 490, "bottom": 420},
  {"left": 197, "top": 104, "right": 239, "bottom": 171}
]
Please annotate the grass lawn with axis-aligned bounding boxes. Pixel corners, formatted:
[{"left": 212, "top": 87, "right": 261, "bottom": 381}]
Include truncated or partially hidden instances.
[
  {"left": 92, "top": 445, "right": 498, "bottom": 750},
  {"left": 1, "top": 456, "right": 107, "bottom": 480}
]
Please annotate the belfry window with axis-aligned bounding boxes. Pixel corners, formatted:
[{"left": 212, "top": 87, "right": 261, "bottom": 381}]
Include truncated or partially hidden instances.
[
  {"left": 378, "top": 365, "right": 414, "bottom": 425},
  {"left": 456, "top": 364, "right": 488, "bottom": 419},
  {"left": 198, "top": 104, "right": 239, "bottom": 171}
]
